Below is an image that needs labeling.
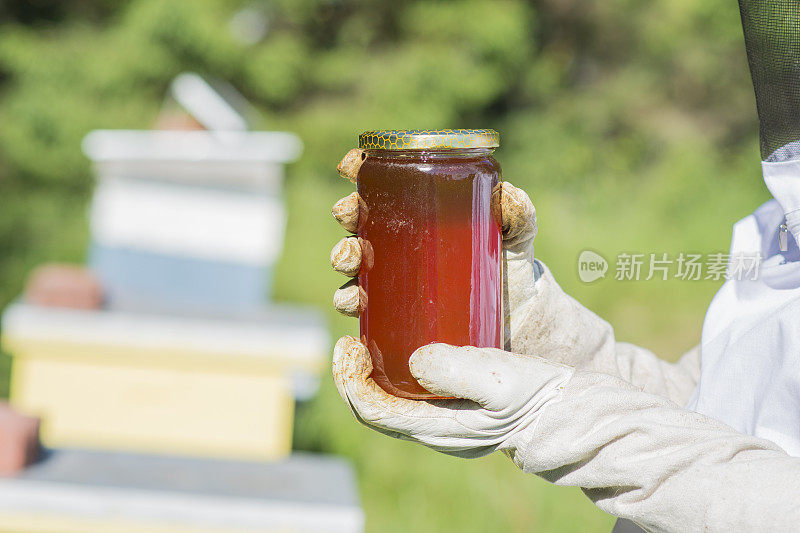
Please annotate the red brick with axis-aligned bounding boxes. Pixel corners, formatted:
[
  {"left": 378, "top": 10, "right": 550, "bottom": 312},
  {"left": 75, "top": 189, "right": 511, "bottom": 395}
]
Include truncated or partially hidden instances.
[
  {"left": 0, "top": 404, "right": 40, "bottom": 476},
  {"left": 24, "top": 263, "right": 104, "bottom": 310}
]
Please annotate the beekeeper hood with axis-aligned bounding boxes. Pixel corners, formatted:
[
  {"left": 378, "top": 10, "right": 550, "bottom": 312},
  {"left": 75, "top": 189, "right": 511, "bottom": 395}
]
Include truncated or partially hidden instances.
[{"left": 687, "top": 0, "right": 800, "bottom": 455}]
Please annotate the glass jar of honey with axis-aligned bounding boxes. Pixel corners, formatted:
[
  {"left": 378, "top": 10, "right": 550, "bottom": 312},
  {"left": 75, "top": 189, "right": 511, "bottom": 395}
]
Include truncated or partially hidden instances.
[{"left": 357, "top": 129, "right": 503, "bottom": 399}]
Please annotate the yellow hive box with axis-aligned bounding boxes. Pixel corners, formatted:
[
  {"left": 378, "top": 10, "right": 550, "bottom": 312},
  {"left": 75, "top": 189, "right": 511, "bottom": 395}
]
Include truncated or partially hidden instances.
[{"left": 2, "top": 303, "right": 328, "bottom": 461}]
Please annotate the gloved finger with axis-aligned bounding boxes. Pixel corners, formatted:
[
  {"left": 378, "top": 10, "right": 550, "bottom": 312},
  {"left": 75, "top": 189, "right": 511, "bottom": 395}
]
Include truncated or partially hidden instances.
[
  {"left": 330, "top": 237, "right": 361, "bottom": 277},
  {"left": 337, "top": 149, "right": 365, "bottom": 183},
  {"left": 332, "top": 335, "right": 448, "bottom": 426},
  {"left": 409, "top": 344, "right": 573, "bottom": 413},
  {"left": 333, "top": 279, "right": 365, "bottom": 317},
  {"left": 492, "top": 182, "right": 538, "bottom": 248},
  {"left": 331, "top": 336, "right": 507, "bottom": 454},
  {"left": 331, "top": 192, "right": 359, "bottom": 233}
]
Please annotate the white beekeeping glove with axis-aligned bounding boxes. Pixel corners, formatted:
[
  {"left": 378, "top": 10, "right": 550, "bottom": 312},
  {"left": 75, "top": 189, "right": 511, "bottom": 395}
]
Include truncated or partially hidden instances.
[
  {"left": 332, "top": 336, "right": 800, "bottom": 533},
  {"left": 330, "top": 159, "right": 698, "bottom": 404}
]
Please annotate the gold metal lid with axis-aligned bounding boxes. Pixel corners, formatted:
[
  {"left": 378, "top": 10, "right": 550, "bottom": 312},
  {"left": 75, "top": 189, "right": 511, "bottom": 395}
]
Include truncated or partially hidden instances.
[{"left": 359, "top": 129, "right": 499, "bottom": 151}]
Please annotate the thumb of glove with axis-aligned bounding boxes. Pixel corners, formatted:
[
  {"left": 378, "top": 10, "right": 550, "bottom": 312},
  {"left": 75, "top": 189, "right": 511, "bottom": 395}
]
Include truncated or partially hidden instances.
[{"left": 409, "top": 344, "right": 573, "bottom": 413}]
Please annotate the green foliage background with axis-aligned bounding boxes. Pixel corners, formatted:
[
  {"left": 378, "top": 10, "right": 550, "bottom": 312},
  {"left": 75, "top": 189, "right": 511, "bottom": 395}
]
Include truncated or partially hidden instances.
[{"left": 0, "top": 1, "right": 771, "bottom": 531}]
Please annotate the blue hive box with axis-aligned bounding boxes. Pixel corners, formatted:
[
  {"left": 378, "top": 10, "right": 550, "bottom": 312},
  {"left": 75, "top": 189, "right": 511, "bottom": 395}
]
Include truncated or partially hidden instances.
[{"left": 82, "top": 130, "right": 302, "bottom": 310}]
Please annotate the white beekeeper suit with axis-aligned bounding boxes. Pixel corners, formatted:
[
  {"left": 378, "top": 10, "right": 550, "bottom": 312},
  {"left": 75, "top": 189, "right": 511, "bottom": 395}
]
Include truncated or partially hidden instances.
[
  {"left": 329, "top": 161, "right": 800, "bottom": 532},
  {"left": 686, "top": 157, "right": 800, "bottom": 457},
  {"left": 613, "top": 157, "right": 800, "bottom": 532}
]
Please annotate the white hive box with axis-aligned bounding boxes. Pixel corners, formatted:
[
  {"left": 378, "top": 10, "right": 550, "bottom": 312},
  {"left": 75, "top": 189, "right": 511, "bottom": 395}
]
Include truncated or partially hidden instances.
[
  {"left": 0, "top": 448, "right": 364, "bottom": 533},
  {"left": 2, "top": 302, "right": 328, "bottom": 460},
  {"left": 82, "top": 130, "right": 302, "bottom": 310}
]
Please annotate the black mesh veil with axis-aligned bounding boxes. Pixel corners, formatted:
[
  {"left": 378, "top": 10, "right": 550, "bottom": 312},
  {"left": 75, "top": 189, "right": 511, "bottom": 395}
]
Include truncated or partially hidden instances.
[{"left": 738, "top": 0, "right": 800, "bottom": 161}]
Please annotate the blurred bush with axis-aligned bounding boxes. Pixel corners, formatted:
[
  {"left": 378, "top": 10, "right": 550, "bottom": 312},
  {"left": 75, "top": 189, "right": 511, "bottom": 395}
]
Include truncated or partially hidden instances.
[{"left": 0, "top": 0, "right": 766, "bottom": 311}]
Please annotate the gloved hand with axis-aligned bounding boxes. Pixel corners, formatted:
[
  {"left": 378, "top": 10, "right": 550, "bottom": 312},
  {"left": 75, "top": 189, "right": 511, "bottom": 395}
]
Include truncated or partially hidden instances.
[
  {"left": 333, "top": 336, "right": 800, "bottom": 533},
  {"left": 330, "top": 154, "right": 699, "bottom": 404},
  {"left": 333, "top": 336, "right": 572, "bottom": 456}
]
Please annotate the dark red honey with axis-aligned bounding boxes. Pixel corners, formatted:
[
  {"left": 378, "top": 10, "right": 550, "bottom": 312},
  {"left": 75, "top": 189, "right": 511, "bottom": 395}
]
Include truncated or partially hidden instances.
[{"left": 357, "top": 150, "right": 502, "bottom": 399}]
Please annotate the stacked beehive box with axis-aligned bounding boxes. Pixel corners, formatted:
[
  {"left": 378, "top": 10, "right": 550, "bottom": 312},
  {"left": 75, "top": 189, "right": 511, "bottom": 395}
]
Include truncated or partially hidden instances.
[
  {"left": 2, "top": 302, "right": 327, "bottom": 460},
  {"left": 0, "top": 74, "right": 362, "bottom": 532},
  {"left": 84, "top": 128, "right": 300, "bottom": 311},
  {"left": 0, "top": 449, "right": 363, "bottom": 533}
]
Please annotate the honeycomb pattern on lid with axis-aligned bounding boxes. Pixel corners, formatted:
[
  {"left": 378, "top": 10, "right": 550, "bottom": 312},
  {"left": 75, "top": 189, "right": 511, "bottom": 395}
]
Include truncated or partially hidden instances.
[{"left": 359, "top": 129, "right": 499, "bottom": 150}]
